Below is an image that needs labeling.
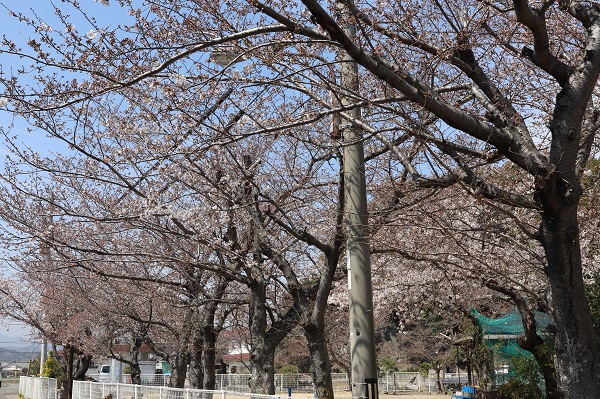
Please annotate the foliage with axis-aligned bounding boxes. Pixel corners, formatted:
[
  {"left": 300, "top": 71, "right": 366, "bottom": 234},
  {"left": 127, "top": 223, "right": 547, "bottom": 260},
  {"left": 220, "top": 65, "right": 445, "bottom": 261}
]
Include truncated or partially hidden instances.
[
  {"left": 27, "top": 359, "right": 40, "bottom": 376},
  {"left": 377, "top": 357, "right": 398, "bottom": 374},
  {"left": 460, "top": 317, "right": 496, "bottom": 389},
  {"left": 498, "top": 356, "right": 544, "bottom": 399},
  {"left": 278, "top": 365, "right": 300, "bottom": 374},
  {"left": 41, "top": 351, "right": 65, "bottom": 383},
  {"left": 418, "top": 362, "right": 433, "bottom": 376}
]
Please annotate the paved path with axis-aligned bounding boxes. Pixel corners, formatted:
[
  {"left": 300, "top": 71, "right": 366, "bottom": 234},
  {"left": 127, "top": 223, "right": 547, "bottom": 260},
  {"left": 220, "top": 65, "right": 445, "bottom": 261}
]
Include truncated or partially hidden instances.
[{"left": 0, "top": 380, "right": 19, "bottom": 399}]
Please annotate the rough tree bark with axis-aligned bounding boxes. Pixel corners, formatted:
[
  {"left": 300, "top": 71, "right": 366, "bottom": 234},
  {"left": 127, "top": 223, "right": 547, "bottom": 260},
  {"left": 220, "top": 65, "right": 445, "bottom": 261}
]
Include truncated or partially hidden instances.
[
  {"left": 294, "top": 1, "right": 600, "bottom": 396},
  {"left": 248, "top": 276, "right": 275, "bottom": 394}
]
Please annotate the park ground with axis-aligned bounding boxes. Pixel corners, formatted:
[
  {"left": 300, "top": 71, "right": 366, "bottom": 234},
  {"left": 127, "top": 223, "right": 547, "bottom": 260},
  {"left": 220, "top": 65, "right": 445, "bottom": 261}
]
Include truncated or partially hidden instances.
[{"left": 293, "top": 391, "right": 448, "bottom": 399}]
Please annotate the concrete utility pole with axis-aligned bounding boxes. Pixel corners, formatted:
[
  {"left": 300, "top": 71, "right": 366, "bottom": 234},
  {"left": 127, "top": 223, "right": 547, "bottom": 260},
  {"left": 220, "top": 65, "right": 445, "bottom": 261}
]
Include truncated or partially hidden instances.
[
  {"left": 40, "top": 338, "right": 47, "bottom": 374},
  {"left": 337, "top": 2, "right": 379, "bottom": 399}
]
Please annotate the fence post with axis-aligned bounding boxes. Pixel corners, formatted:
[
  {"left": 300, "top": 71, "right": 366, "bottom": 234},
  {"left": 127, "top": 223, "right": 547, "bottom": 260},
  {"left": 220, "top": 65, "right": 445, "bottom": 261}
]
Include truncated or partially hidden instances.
[
  {"left": 428, "top": 376, "right": 431, "bottom": 394},
  {"left": 221, "top": 390, "right": 225, "bottom": 399},
  {"left": 388, "top": 373, "right": 391, "bottom": 393}
]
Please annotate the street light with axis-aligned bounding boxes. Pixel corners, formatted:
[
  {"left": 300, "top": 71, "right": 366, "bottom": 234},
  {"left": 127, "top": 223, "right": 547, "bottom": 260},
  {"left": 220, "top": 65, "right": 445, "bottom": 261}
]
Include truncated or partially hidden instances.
[{"left": 209, "top": 50, "right": 246, "bottom": 67}]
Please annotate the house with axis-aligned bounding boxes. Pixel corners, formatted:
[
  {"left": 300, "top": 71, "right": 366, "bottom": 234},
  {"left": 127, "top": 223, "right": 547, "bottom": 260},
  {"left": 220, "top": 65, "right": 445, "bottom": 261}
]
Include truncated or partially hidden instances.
[
  {"left": 223, "top": 351, "right": 250, "bottom": 374},
  {"left": 1, "top": 362, "right": 29, "bottom": 377},
  {"left": 221, "top": 336, "right": 250, "bottom": 374}
]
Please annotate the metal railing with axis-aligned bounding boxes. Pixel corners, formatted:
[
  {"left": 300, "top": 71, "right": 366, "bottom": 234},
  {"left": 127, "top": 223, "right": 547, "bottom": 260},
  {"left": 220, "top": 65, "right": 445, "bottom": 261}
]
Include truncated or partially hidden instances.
[
  {"left": 19, "top": 376, "right": 58, "bottom": 399},
  {"left": 215, "top": 373, "right": 349, "bottom": 394},
  {"left": 112, "top": 373, "right": 348, "bottom": 392},
  {"left": 73, "top": 381, "right": 313, "bottom": 399},
  {"left": 119, "top": 374, "right": 169, "bottom": 386},
  {"left": 377, "top": 372, "right": 421, "bottom": 393}
]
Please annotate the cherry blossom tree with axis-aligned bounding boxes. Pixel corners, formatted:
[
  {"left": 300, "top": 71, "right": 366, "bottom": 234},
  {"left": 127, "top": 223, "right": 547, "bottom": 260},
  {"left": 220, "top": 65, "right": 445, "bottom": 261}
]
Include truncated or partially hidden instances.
[{"left": 1, "top": 1, "right": 600, "bottom": 397}]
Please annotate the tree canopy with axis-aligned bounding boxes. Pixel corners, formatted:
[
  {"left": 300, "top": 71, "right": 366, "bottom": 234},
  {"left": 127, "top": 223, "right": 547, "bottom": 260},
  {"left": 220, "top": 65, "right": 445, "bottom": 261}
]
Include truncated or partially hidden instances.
[{"left": 0, "top": 1, "right": 599, "bottom": 398}]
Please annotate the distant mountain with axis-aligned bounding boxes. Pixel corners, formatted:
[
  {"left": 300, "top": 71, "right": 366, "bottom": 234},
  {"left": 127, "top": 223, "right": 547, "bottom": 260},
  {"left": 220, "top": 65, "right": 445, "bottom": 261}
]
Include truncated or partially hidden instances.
[{"left": 0, "top": 347, "right": 39, "bottom": 363}]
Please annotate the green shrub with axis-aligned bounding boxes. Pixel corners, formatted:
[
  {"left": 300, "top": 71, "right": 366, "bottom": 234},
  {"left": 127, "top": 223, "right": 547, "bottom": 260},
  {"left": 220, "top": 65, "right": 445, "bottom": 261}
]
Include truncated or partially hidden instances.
[
  {"left": 41, "top": 351, "right": 64, "bottom": 379},
  {"left": 498, "top": 379, "right": 543, "bottom": 399},
  {"left": 28, "top": 359, "right": 41, "bottom": 376},
  {"left": 279, "top": 365, "right": 300, "bottom": 374},
  {"left": 41, "top": 350, "right": 67, "bottom": 390},
  {"left": 498, "top": 356, "right": 544, "bottom": 399}
]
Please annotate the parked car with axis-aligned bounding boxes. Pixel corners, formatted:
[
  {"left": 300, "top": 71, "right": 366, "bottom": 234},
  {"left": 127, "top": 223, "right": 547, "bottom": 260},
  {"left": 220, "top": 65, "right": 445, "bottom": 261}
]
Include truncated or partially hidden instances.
[{"left": 98, "top": 365, "right": 110, "bottom": 381}]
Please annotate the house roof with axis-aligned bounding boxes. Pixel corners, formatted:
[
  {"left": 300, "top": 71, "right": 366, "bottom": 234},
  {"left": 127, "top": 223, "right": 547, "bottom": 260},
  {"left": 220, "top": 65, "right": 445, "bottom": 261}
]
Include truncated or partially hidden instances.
[{"left": 223, "top": 352, "right": 250, "bottom": 361}]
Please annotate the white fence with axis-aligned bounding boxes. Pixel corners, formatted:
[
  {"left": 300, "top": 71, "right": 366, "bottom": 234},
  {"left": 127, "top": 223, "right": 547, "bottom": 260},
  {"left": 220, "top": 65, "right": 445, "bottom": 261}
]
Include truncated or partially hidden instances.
[
  {"left": 19, "top": 376, "right": 58, "bottom": 399},
  {"left": 73, "top": 381, "right": 313, "bottom": 399},
  {"left": 215, "top": 373, "right": 348, "bottom": 394},
  {"left": 119, "top": 374, "right": 169, "bottom": 386}
]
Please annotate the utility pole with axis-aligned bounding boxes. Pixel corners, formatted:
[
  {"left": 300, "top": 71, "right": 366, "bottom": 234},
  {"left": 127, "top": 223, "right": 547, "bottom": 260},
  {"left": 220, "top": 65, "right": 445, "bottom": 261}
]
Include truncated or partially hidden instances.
[
  {"left": 40, "top": 338, "right": 47, "bottom": 374},
  {"left": 337, "top": 2, "right": 378, "bottom": 399}
]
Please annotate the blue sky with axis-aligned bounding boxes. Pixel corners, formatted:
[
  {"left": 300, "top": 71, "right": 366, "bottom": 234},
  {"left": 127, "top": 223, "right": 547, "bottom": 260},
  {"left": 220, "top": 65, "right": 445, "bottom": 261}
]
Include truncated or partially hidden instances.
[
  {"left": 0, "top": 1, "right": 135, "bottom": 349},
  {"left": 0, "top": 0, "right": 137, "bottom": 159}
]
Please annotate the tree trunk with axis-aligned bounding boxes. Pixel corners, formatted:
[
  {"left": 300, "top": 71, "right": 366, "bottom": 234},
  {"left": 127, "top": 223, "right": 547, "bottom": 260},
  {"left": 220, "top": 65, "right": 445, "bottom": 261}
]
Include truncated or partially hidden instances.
[
  {"left": 73, "top": 354, "right": 92, "bottom": 380},
  {"left": 248, "top": 277, "right": 276, "bottom": 394},
  {"left": 435, "top": 368, "right": 443, "bottom": 394},
  {"left": 304, "top": 324, "right": 334, "bottom": 399},
  {"left": 129, "top": 339, "right": 142, "bottom": 385},
  {"left": 189, "top": 330, "right": 205, "bottom": 389},
  {"left": 169, "top": 353, "right": 189, "bottom": 388},
  {"left": 249, "top": 344, "right": 276, "bottom": 395},
  {"left": 530, "top": 58, "right": 600, "bottom": 396},
  {"left": 486, "top": 280, "right": 560, "bottom": 398},
  {"left": 201, "top": 278, "right": 228, "bottom": 391},
  {"left": 527, "top": 338, "right": 560, "bottom": 399},
  {"left": 301, "top": 250, "right": 340, "bottom": 399},
  {"left": 540, "top": 198, "right": 600, "bottom": 397},
  {"left": 202, "top": 324, "right": 217, "bottom": 390}
]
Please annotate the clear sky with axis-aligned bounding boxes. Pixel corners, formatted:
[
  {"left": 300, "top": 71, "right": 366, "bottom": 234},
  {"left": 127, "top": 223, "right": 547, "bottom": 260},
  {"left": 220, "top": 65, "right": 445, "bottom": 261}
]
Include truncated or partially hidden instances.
[
  {"left": 0, "top": 1, "right": 135, "bottom": 350},
  {"left": 0, "top": 0, "right": 137, "bottom": 158}
]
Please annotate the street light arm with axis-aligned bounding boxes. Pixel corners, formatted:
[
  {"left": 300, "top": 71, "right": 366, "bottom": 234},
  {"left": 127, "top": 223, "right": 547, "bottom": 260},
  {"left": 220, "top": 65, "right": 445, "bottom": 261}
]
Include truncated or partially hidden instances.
[{"left": 16, "top": 25, "right": 290, "bottom": 113}]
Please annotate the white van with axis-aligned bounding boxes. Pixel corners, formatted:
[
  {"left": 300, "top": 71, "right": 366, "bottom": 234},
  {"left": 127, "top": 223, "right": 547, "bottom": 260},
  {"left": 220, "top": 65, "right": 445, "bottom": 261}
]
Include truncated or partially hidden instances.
[{"left": 98, "top": 364, "right": 110, "bottom": 381}]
